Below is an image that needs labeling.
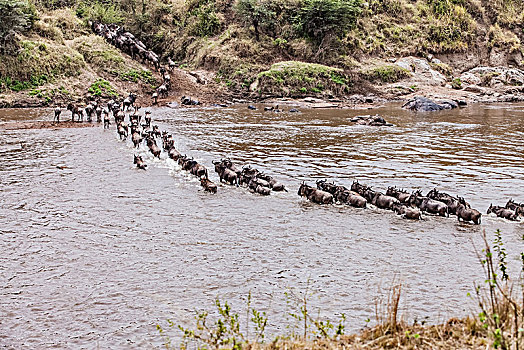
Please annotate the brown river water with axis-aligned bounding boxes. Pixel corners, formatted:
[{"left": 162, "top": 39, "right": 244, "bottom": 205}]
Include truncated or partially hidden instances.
[{"left": 0, "top": 103, "right": 523, "bottom": 348}]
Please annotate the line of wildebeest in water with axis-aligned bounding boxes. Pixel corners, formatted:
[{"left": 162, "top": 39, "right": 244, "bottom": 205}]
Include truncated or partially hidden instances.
[{"left": 59, "top": 97, "right": 524, "bottom": 225}]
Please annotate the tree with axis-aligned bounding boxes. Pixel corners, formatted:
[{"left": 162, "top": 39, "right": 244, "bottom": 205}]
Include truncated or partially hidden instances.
[
  {"left": 296, "top": 0, "right": 362, "bottom": 44},
  {"left": 0, "top": 0, "right": 34, "bottom": 53},
  {"left": 235, "top": 0, "right": 276, "bottom": 41}
]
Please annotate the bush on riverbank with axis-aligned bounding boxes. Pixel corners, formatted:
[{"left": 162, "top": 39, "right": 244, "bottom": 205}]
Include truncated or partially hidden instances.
[{"left": 255, "top": 61, "right": 350, "bottom": 97}]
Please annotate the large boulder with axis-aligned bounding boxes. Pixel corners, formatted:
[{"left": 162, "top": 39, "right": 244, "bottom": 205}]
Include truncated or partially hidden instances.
[
  {"left": 460, "top": 67, "right": 524, "bottom": 87},
  {"left": 402, "top": 97, "right": 458, "bottom": 112},
  {"left": 395, "top": 57, "right": 447, "bottom": 86}
]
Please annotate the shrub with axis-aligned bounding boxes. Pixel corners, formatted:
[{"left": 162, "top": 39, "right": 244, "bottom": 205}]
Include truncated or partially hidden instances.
[
  {"left": 256, "top": 60, "right": 350, "bottom": 96},
  {"left": 119, "top": 69, "right": 157, "bottom": 85},
  {"left": 0, "top": 0, "right": 34, "bottom": 53},
  {"left": 88, "top": 78, "right": 118, "bottom": 97},
  {"left": 32, "top": 0, "right": 77, "bottom": 10},
  {"left": 451, "top": 77, "right": 462, "bottom": 89},
  {"left": 295, "top": 0, "right": 362, "bottom": 44},
  {"left": 363, "top": 65, "right": 411, "bottom": 83},
  {"left": 189, "top": 2, "right": 221, "bottom": 37},
  {"left": 235, "top": 0, "right": 276, "bottom": 41},
  {"left": 76, "top": 1, "right": 124, "bottom": 25}
]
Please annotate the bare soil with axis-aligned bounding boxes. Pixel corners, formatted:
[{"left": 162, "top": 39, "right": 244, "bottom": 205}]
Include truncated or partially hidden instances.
[{"left": 0, "top": 120, "right": 99, "bottom": 130}]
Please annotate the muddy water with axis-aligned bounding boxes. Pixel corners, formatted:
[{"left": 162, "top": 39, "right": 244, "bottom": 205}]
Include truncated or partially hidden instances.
[{"left": 1, "top": 104, "right": 523, "bottom": 348}]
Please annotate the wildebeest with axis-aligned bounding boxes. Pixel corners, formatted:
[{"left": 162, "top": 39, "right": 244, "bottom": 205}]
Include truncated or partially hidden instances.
[
  {"left": 152, "top": 125, "right": 161, "bottom": 138},
  {"left": 426, "top": 188, "right": 468, "bottom": 215},
  {"left": 189, "top": 161, "right": 207, "bottom": 178},
  {"left": 249, "top": 177, "right": 271, "bottom": 195},
  {"left": 487, "top": 204, "right": 518, "bottom": 221},
  {"left": 239, "top": 166, "right": 259, "bottom": 186},
  {"left": 54, "top": 107, "right": 61, "bottom": 123},
  {"left": 163, "top": 73, "right": 171, "bottom": 89},
  {"left": 84, "top": 103, "right": 95, "bottom": 122},
  {"left": 167, "top": 57, "right": 176, "bottom": 71},
  {"left": 298, "top": 183, "right": 333, "bottom": 204},
  {"left": 167, "top": 146, "right": 181, "bottom": 161},
  {"left": 391, "top": 202, "right": 422, "bottom": 220},
  {"left": 335, "top": 189, "right": 367, "bottom": 208},
  {"left": 146, "top": 137, "right": 161, "bottom": 158},
  {"left": 133, "top": 154, "right": 147, "bottom": 170},
  {"left": 144, "top": 111, "right": 152, "bottom": 128},
  {"left": 409, "top": 191, "right": 448, "bottom": 217},
  {"left": 317, "top": 180, "right": 365, "bottom": 208},
  {"left": 131, "top": 131, "right": 141, "bottom": 148},
  {"left": 213, "top": 160, "right": 239, "bottom": 186},
  {"left": 505, "top": 199, "right": 524, "bottom": 217},
  {"left": 157, "top": 84, "right": 168, "bottom": 98},
  {"left": 123, "top": 93, "right": 137, "bottom": 111},
  {"left": 351, "top": 181, "right": 370, "bottom": 198},
  {"left": 95, "top": 106, "right": 103, "bottom": 122},
  {"left": 181, "top": 96, "right": 200, "bottom": 105},
  {"left": 386, "top": 187, "right": 411, "bottom": 203},
  {"left": 371, "top": 192, "right": 400, "bottom": 210},
  {"left": 254, "top": 173, "right": 287, "bottom": 192},
  {"left": 457, "top": 198, "right": 481, "bottom": 224},
  {"left": 152, "top": 92, "right": 158, "bottom": 105},
  {"left": 67, "top": 103, "right": 83, "bottom": 122},
  {"left": 117, "top": 122, "right": 129, "bottom": 140},
  {"left": 200, "top": 174, "right": 217, "bottom": 194},
  {"left": 103, "top": 111, "right": 111, "bottom": 129},
  {"left": 222, "top": 159, "right": 242, "bottom": 176}
]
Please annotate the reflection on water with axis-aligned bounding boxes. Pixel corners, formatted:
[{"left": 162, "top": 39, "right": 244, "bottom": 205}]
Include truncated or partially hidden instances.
[{"left": 1, "top": 103, "right": 523, "bottom": 348}]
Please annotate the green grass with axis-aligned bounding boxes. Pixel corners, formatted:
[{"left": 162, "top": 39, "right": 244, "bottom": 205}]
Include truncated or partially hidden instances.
[
  {"left": 119, "top": 69, "right": 157, "bottom": 85},
  {"left": 88, "top": 79, "right": 118, "bottom": 97},
  {"left": 363, "top": 65, "right": 411, "bottom": 83},
  {"left": 256, "top": 61, "right": 350, "bottom": 96},
  {"left": 0, "top": 74, "right": 51, "bottom": 92}
]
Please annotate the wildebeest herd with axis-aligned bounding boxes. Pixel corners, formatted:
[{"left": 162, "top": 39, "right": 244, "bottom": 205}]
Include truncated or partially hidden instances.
[
  {"left": 79, "top": 94, "right": 290, "bottom": 197},
  {"left": 53, "top": 95, "right": 523, "bottom": 225},
  {"left": 90, "top": 21, "right": 177, "bottom": 106},
  {"left": 91, "top": 21, "right": 160, "bottom": 70}
]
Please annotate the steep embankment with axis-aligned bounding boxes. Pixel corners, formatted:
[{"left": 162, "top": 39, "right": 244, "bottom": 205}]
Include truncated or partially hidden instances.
[
  {"left": 0, "top": 8, "right": 226, "bottom": 107},
  {"left": 1, "top": 0, "right": 524, "bottom": 107}
]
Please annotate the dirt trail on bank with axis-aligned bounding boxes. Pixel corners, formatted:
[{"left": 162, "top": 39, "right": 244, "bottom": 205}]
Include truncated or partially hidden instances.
[{"left": 0, "top": 120, "right": 98, "bottom": 130}]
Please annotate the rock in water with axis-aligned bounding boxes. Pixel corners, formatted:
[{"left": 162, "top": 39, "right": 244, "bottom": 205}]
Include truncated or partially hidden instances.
[
  {"left": 350, "top": 115, "right": 393, "bottom": 126},
  {"left": 402, "top": 96, "right": 459, "bottom": 112}
]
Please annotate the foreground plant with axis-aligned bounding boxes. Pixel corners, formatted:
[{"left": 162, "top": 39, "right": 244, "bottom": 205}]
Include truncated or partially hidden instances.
[{"left": 472, "top": 230, "right": 523, "bottom": 349}]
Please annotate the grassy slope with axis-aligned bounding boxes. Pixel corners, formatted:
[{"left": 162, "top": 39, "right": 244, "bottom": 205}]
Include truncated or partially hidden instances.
[
  {"left": 0, "top": 0, "right": 523, "bottom": 105},
  {"left": 0, "top": 8, "right": 158, "bottom": 107},
  {"left": 153, "top": 0, "right": 524, "bottom": 98}
]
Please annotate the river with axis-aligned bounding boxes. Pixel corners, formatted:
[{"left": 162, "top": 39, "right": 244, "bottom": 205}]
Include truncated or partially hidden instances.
[{"left": 0, "top": 103, "right": 523, "bottom": 348}]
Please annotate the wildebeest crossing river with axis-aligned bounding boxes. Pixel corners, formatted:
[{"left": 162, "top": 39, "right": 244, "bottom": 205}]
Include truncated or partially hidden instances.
[{"left": 0, "top": 103, "right": 523, "bottom": 348}]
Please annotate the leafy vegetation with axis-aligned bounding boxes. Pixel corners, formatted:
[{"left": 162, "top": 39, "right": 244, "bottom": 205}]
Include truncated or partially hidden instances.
[
  {"left": 1, "top": 0, "right": 524, "bottom": 100},
  {"left": 471, "top": 230, "right": 524, "bottom": 349},
  {"left": 0, "top": 0, "right": 36, "bottom": 53},
  {"left": 235, "top": 0, "right": 276, "bottom": 41},
  {"left": 296, "top": 0, "right": 362, "bottom": 44},
  {"left": 0, "top": 74, "right": 50, "bottom": 92},
  {"left": 87, "top": 78, "right": 118, "bottom": 97},
  {"left": 363, "top": 65, "right": 411, "bottom": 83},
  {"left": 119, "top": 69, "right": 156, "bottom": 85},
  {"left": 256, "top": 61, "right": 350, "bottom": 96}
]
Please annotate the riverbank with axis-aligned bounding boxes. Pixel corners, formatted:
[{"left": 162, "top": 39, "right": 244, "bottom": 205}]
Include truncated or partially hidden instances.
[
  {"left": 2, "top": 59, "right": 524, "bottom": 110},
  {"left": 2, "top": 1, "right": 524, "bottom": 110},
  {"left": 0, "top": 120, "right": 98, "bottom": 130}
]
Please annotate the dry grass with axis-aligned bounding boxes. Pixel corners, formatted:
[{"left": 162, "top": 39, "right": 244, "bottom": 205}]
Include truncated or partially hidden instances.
[{"left": 250, "top": 317, "right": 488, "bottom": 350}]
